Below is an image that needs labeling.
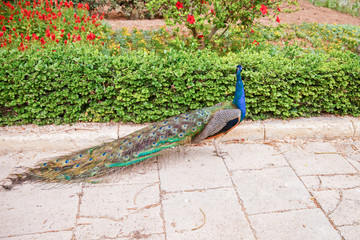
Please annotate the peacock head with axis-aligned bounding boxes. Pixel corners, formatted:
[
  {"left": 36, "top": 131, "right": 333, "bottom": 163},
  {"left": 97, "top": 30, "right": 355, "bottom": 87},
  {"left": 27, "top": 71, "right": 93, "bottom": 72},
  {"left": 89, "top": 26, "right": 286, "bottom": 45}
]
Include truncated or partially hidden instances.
[{"left": 236, "top": 65, "right": 242, "bottom": 74}]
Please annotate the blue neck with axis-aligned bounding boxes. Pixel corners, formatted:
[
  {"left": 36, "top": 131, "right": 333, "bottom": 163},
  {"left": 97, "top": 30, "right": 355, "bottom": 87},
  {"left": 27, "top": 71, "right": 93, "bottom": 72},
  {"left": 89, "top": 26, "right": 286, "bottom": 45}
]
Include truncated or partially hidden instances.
[{"left": 232, "top": 71, "right": 246, "bottom": 121}]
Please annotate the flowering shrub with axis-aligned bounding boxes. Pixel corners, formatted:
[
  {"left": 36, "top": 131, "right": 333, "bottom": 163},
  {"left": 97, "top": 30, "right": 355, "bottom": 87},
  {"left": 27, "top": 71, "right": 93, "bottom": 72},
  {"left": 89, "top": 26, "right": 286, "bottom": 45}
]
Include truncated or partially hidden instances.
[
  {"left": 0, "top": 0, "right": 110, "bottom": 51},
  {"left": 147, "top": 0, "right": 298, "bottom": 48}
]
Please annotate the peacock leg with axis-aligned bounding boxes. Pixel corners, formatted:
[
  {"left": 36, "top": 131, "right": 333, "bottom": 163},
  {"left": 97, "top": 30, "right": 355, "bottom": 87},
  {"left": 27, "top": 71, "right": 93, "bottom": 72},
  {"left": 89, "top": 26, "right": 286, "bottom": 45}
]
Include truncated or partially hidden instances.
[{"left": 212, "top": 138, "right": 228, "bottom": 157}]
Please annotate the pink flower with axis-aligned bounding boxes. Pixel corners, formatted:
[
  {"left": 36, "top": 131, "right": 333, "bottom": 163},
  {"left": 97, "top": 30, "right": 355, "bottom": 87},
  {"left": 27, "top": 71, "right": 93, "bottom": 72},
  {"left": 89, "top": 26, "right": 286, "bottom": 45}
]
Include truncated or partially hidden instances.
[
  {"left": 260, "top": 5, "right": 268, "bottom": 15},
  {"left": 187, "top": 15, "right": 195, "bottom": 24},
  {"left": 175, "top": 1, "right": 183, "bottom": 10}
]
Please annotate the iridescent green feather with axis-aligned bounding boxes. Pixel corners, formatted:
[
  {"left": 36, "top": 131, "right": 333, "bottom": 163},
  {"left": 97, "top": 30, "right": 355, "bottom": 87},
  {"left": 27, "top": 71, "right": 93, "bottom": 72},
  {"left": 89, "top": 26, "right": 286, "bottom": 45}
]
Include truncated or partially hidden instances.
[{"left": 3, "top": 102, "right": 238, "bottom": 188}]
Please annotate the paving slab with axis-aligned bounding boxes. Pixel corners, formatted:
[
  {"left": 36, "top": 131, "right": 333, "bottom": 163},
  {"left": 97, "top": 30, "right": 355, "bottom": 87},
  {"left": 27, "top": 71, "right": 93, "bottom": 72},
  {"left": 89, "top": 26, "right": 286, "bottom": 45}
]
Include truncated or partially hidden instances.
[
  {"left": 279, "top": 142, "right": 357, "bottom": 176},
  {"left": 222, "top": 143, "right": 288, "bottom": 171},
  {"left": 162, "top": 188, "right": 255, "bottom": 240},
  {"left": 301, "top": 174, "right": 360, "bottom": 190},
  {"left": 5, "top": 231, "right": 73, "bottom": 240},
  {"left": 337, "top": 225, "right": 360, "bottom": 240},
  {"left": 158, "top": 146, "right": 232, "bottom": 192},
  {"left": 331, "top": 141, "right": 360, "bottom": 171},
  {"left": 313, "top": 188, "right": 360, "bottom": 226},
  {"left": 0, "top": 184, "right": 80, "bottom": 237},
  {"left": 232, "top": 167, "right": 315, "bottom": 214},
  {"left": 249, "top": 208, "right": 341, "bottom": 240},
  {"left": 1, "top": 130, "right": 359, "bottom": 239}
]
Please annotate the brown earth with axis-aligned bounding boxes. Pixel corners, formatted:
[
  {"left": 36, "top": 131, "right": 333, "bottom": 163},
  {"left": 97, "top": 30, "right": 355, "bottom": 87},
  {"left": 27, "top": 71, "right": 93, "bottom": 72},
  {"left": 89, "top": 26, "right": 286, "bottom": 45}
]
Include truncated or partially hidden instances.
[{"left": 104, "top": 0, "right": 360, "bottom": 31}]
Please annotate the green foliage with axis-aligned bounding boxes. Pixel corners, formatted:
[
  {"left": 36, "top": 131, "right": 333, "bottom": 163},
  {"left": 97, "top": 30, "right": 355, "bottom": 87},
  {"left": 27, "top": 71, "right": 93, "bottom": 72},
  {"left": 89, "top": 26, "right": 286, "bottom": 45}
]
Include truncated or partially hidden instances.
[{"left": 1, "top": 44, "right": 359, "bottom": 125}]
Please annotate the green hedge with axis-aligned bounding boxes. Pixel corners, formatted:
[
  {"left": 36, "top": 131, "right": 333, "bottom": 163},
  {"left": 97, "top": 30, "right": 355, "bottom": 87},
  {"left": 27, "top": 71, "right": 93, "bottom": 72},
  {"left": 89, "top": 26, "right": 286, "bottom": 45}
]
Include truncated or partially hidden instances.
[{"left": 1, "top": 45, "right": 359, "bottom": 125}]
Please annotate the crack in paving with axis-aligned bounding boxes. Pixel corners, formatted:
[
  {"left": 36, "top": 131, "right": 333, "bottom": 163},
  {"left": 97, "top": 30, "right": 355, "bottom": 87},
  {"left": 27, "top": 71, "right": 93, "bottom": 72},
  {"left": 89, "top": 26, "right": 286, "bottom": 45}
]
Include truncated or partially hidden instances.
[
  {"left": 328, "top": 190, "right": 344, "bottom": 215},
  {"left": 156, "top": 157, "right": 168, "bottom": 240},
  {"left": 276, "top": 145, "right": 345, "bottom": 240},
  {"left": 71, "top": 183, "right": 84, "bottom": 240},
  {"left": 0, "top": 229, "right": 74, "bottom": 239},
  {"left": 220, "top": 154, "right": 259, "bottom": 240}
]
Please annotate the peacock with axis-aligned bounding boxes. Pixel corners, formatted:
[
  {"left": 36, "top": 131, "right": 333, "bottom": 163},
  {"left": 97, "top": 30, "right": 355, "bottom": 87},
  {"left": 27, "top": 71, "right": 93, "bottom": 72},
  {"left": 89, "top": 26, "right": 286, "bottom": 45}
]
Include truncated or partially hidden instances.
[{"left": 2, "top": 65, "right": 246, "bottom": 190}]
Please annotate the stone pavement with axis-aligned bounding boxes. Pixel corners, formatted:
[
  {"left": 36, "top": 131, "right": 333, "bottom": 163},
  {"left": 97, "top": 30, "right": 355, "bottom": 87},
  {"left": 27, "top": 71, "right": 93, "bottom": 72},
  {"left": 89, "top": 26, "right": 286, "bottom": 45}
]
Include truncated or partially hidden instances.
[{"left": 0, "top": 117, "right": 359, "bottom": 240}]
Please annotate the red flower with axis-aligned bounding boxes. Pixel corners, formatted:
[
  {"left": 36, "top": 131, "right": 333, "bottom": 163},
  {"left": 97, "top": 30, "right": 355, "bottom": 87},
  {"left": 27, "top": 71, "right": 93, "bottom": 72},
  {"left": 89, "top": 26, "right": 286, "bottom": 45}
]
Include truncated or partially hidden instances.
[
  {"left": 51, "top": 34, "right": 55, "bottom": 41},
  {"left": 40, "top": 37, "right": 46, "bottom": 45},
  {"left": 77, "top": 3, "right": 83, "bottom": 8},
  {"left": 277, "top": 7, "right": 281, "bottom": 12},
  {"left": 86, "top": 32, "right": 96, "bottom": 40},
  {"left": 9, "top": 16, "right": 13, "bottom": 21},
  {"left": 251, "top": 28, "right": 254, "bottom": 33},
  {"left": 25, "top": 35, "right": 30, "bottom": 40},
  {"left": 56, "top": 39, "right": 59, "bottom": 43},
  {"left": 276, "top": 16, "right": 280, "bottom": 23},
  {"left": 85, "top": 3, "right": 89, "bottom": 10},
  {"left": 13, "top": 28, "right": 16, "bottom": 31},
  {"left": 252, "top": 40, "right": 259, "bottom": 45},
  {"left": 74, "top": 26, "right": 79, "bottom": 30},
  {"left": 0, "top": 32, "right": 3, "bottom": 37},
  {"left": 81, "top": 26, "right": 85, "bottom": 31},
  {"left": 198, "top": 34, "right": 204, "bottom": 38},
  {"left": 175, "top": 1, "right": 183, "bottom": 9},
  {"left": 64, "top": 40, "right": 67, "bottom": 44},
  {"left": 211, "top": 9, "right": 215, "bottom": 16},
  {"left": 2, "top": 26, "right": 6, "bottom": 32},
  {"left": 77, "top": 35, "right": 81, "bottom": 41},
  {"left": 187, "top": 15, "right": 195, "bottom": 24},
  {"left": 260, "top": 5, "right": 268, "bottom": 15},
  {"left": 32, "top": 33, "right": 39, "bottom": 40}
]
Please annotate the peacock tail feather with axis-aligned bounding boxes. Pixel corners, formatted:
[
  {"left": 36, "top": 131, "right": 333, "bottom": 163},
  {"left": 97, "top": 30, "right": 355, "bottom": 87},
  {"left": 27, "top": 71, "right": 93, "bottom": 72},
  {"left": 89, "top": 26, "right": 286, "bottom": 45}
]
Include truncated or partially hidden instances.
[{"left": 3, "top": 102, "right": 238, "bottom": 188}]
